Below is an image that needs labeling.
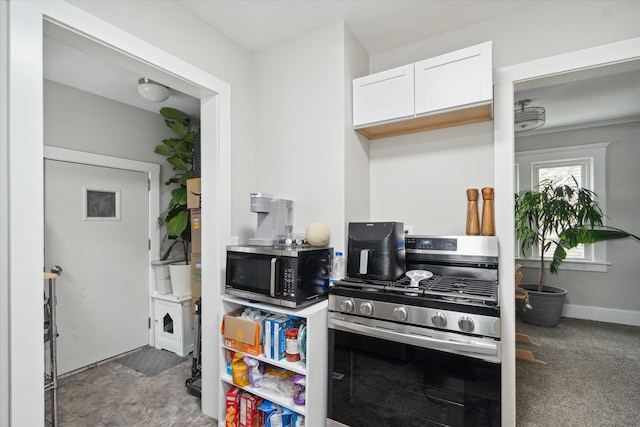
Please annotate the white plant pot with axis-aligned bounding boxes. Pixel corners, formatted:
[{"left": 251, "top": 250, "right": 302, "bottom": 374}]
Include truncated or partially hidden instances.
[
  {"left": 169, "top": 262, "right": 192, "bottom": 297},
  {"left": 151, "top": 259, "right": 178, "bottom": 295}
]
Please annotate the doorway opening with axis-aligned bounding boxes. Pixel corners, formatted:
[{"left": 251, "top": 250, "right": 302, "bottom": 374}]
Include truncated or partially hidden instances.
[
  {"left": 6, "top": 2, "right": 231, "bottom": 424},
  {"left": 493, "top": 37, "right": 640, "bottom": 426}
]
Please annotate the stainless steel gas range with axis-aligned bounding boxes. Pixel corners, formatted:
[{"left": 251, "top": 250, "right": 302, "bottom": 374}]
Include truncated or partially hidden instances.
[{"left": 327, "top": 235, "right": 501, "bottom": 427}]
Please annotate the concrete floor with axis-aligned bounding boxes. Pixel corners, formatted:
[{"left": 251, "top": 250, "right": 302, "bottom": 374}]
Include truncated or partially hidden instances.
[{"left": 46, "top": 356, "right": 217, "bottom": 426}]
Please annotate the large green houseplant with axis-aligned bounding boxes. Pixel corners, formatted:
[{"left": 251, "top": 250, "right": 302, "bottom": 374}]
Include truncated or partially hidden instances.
[
  {"left": 515, "top": 177, "right": 638, "bottom": 326},
  {"left": 155, "top": 107, "right": 199, "bottom": 263}
]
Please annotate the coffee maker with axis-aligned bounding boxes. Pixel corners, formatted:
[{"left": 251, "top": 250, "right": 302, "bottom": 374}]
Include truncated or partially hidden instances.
[{"left": 248, "top": 193, "right": 293, "bottom": 246}]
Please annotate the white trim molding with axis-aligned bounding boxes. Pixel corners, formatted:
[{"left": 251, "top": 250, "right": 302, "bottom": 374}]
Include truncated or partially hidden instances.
[
  {"left": 563, "top": 304, "right": 640, "bottom": 327},
  {"left": 495, "top": 35, "right": 640, "bottom": 427},
  {"left": 516, "top": 258, "right": 609, "bottom": 273},
  {"left": 7, "top": 2, "right": 231, "bottom": 424}
]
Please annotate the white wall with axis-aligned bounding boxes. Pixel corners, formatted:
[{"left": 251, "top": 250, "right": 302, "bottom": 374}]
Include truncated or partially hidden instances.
[
  {"left": 0, "top": 1, "right": 9, "bottom": 425},
  {"left": 44, "top": 80, "right": 180, "bottom": 255},
  {"left": 344, "top": 26, "right": 371, "bottom": 239},
  {"left": 370, "top": 122, "right": 495, "bottom": 234},
  {"left": 252, "top": 22, "right": 348, "bottom": 251},
  {"left": 45, "top": 80, "right": 172, "bottom": 175},
  {"left": 367, "top": 0, "right": 640, "bottom": 236},
  {"left": 370, "top": 1, "right": 640, "bottom": 72},
  {"left": 516, "top": 122, "right": 640, "bottom": 318},
  {"left": 69, "top": 0, "right": 256, "bottom": 241}
]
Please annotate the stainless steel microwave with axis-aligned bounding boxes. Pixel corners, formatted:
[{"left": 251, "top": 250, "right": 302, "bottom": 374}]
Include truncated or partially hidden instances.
[{"left": 225, "top": 245, "right": 333, "bottom": 308}]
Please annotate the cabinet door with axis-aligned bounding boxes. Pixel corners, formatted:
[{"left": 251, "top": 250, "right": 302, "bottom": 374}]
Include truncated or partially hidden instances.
[
  {"left": 415, "top": 42, "right": 492, "bottom": 115},
  {"left": 353, "top": 64, "right": 414, "bottom": 127}
]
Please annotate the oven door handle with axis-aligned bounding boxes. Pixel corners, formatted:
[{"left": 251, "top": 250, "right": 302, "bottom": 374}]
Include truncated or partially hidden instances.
[{"left": 329, "top": 317, "right": 499, "bottom": 358}]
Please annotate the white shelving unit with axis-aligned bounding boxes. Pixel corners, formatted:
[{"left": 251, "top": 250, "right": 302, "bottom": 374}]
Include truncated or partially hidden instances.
[{"left": 218, "top": 295, "right": 328, "bottom": 427}]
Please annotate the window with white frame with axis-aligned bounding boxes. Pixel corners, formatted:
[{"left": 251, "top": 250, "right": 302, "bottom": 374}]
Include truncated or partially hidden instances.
[{"left": 515, "top": 143, "right": 609, "bottom": 272}]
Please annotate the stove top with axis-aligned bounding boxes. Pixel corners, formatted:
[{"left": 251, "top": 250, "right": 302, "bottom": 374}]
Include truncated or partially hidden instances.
[
  {"left": 329, "top": 235, "right": 501, "bottom": 339},
  {"left": 332, "top": 275, "right": 498, "bottom": 307}
]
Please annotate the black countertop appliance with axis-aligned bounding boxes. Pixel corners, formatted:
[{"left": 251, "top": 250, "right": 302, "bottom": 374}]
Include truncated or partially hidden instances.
[{"left": 346, "top": 222, "right": 405, "bottom": 281}]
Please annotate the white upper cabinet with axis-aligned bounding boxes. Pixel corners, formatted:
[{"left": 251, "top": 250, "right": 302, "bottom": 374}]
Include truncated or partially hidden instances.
[
  {"left": 353, "top": 41, "right": 493, "bottom": 139},
  {"left": 352, "top": 64, "right": 414, "bottom": 127},
  {"left": 414, "top": 42, "right": 492, "bottom": 115}
]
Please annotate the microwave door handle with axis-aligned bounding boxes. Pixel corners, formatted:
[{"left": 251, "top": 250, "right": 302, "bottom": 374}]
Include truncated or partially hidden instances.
[{"left": 270, "top": 257, "right": 278, "bottom": 297}]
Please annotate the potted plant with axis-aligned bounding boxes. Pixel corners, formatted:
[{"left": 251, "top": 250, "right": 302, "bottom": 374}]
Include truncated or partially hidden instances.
[
  {"left": 515, "top": 176, "right": 638, "bottom": 327},
  {"left": 154, "top": 107, "right": 199, "bottom": 296}
]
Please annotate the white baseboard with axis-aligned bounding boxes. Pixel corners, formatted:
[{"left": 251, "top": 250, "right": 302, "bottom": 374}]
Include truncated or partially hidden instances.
[{"left": 562, "top": 304, "right": 640, "bottom": 326}]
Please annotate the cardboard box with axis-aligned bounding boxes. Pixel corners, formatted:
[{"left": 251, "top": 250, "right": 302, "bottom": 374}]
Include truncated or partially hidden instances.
[
  {"left": 225, "top": 386, "right": 241, "bottom": 427},
  {"left": 239, "top": 392, "right": 264, "bottom": 427},
  {"left": 222, "top": 309, "right": 263, "bottom": 356},
  {"left": 186, "top": 178, "right": 201, "bottom": 209},
  {"left": 190, "top": 252, "right": 201, "bottom": 328},
  {"left": 190, "top": 209, "right": 201, "bottom": 253},
  {"left": 191, "top": 252, "right": 201, "bottom": 295}
]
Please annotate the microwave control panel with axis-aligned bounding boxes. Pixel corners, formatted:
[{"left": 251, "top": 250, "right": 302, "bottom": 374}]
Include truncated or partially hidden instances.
[{"left": 283, "top": 268, "right": 296, "bottom": 297}]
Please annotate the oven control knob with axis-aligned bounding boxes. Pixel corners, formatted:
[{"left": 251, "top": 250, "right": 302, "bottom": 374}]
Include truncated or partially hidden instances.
[
  {"left": 458, "top": 316, "right": 475, "bottom": 333},
  {"left": 431, "top": 312, "right": 447, "bottom": 328},
  {"left": 359, "top": 301, "right": 374, "bottom": 316},
  {"left": 340, "top": 299, "right": 354, "bottom": 313},
  {"left": 393, "top": 306, "right": 408, "bottom": 321}
]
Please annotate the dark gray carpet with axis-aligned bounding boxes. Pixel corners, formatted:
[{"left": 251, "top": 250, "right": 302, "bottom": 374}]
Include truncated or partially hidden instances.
[
  {"left": 115, "top": 346, "right": 186, "bottom": 377},
  {"left": 516, "top": 317, "right": 640, "bottom": 426}
]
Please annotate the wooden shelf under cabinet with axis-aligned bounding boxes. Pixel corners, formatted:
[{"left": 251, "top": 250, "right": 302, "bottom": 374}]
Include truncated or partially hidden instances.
[{"left": 355, "top": 103, "right": 493, "bottom": 139}]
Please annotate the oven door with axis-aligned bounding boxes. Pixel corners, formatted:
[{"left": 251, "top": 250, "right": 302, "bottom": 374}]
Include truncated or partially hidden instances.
[{"left": 327, "top": 314, "right": 501, "bottom": 427}]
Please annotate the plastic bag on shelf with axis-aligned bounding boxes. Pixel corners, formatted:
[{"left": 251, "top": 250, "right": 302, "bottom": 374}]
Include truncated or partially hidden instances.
[
  {"left": 244, "top": 356, "right": 265, "bottom": 388},
  {"left": 259, "top": 374, "right": 294, "bottom": 398},
  {"left": 292, "top": 374, "right": 306, "bottom": 405}
]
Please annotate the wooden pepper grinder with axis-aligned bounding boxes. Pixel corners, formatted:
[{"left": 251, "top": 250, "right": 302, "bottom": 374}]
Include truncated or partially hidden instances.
[
  {"left": 465, "top": 188, "right": 480, "bottom": 235},
  {"left": 481, "top": 187, "right": 495, "bottom": 236}
]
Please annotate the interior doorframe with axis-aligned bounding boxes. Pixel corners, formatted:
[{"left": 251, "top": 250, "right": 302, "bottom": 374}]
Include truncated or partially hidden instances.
[
  {"left": 6, "top": 1, "right": 231, "bottom": 425},
  {"left": 493, "top": 36, "right": 640, "bottom": 427},
  {"left": 44, "top": 146, "right": 161, "bottom": 347}
]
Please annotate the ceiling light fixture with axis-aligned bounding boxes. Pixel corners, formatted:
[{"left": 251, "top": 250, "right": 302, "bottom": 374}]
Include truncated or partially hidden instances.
[
  {"left": 137, "top": 78, "right": 170, "bottom": 102},
  {"left": 514, "top": 99, "right": 545, "bottom": 133}
]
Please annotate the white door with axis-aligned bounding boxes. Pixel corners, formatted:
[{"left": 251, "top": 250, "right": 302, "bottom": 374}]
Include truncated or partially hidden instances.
[{"left": 44, "top": 159, "right": 150, "bottom": 375}]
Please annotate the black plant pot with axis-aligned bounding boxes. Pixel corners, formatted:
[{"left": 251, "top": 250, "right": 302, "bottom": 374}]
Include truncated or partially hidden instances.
[{"left": 516, "top": 284, "right": 567, "bottom": 328}]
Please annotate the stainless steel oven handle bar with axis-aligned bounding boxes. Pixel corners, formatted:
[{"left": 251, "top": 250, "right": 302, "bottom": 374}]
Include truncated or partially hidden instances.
[
  {"left": 270, "top": 257, "right": 277, "bottom": 297},
  {"left": 329, "top": 316, "right": 500, "bottom": 363}
]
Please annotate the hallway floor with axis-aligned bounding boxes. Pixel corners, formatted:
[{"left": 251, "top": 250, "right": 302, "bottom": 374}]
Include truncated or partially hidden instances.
[{"left": 46, "top": 356, "right": 217, "bottom": 426}]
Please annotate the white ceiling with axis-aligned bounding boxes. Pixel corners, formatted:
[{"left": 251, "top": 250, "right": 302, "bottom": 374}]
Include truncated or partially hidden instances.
[
  {"left": 174, "top": 0, "right": 542, "bottom": 54},
  {"left": 43, "top": 0, "right": 640, "bottom": 132},
  {"left": 44, "top": 37, "right": 203, "bottom": 118}
]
